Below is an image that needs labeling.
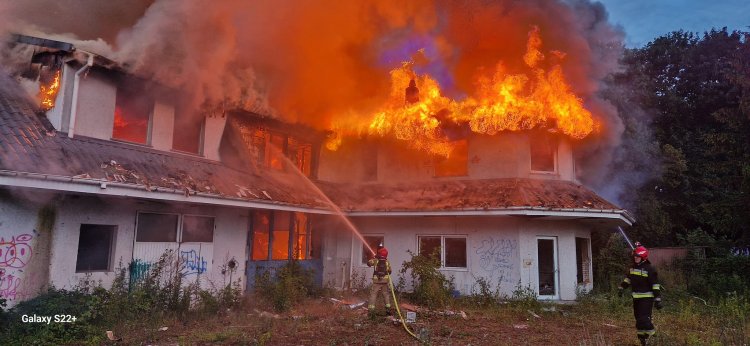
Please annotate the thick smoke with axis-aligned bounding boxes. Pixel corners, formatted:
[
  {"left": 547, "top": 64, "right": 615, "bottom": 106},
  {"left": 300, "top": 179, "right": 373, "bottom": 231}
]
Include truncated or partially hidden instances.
[{"left": 1, "top": 0, "right": 652, "bottom": 206}]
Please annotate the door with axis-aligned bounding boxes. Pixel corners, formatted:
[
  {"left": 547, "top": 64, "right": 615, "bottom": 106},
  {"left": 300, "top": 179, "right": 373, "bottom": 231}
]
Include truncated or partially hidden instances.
[{"left": 536, "top": 236, "right": 559, "bottom": 300}]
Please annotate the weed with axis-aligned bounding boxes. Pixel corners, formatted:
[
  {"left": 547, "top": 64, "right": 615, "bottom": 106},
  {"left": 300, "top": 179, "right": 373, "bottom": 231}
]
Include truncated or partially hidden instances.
[
  {"left": 398, "top": 250, "right": 455, "bottom": 309},
  {"left": 255, "top": 260, "right": 317, "bottom": 312}
]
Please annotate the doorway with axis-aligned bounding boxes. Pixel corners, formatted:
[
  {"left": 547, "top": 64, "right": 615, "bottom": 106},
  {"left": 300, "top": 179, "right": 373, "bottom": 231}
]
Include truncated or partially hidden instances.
[{"left": 536, "top": 236, "right": 559, "bottom": 300}]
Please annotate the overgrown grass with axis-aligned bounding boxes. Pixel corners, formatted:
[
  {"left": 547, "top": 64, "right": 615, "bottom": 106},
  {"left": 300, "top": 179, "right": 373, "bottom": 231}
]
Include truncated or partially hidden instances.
[
  {"left": 254, "top": 260, "right": 319, "bottom": 312},
  {"left": 0, "top": 251, "right": 242, "bottom": 346}
]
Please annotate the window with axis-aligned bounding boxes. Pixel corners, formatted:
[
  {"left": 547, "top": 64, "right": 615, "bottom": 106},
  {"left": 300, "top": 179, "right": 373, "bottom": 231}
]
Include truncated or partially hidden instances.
[
  {"left": 113, "top": 88, "right": 152, "bottom": 144},
  {"left": 418, "top": 236, "right": 467, "bottom": 268},
  {"left": 272, "top": 211, "right": 291, "bottom": 260},
  {"left": 251, "top": 211, "right": 318, "bottom": 261},
  {"left": 530, "top": 133, "right": 556, "bottom": 172},
  {"left": 293, "top": 212, "right": 309, "bottom": 259},
  {"left": 252, "top": 211, "right": 271, "bottom": 260},
  {"left": 576, "top": 237, "right": 591, "bottom": 284},
  {"left": 237, "top": 123, "right": 315, "bottom": 176},
  {"left": 434, "top": 139, "right": 468, "bottom": 177},
  {"left": 172, "top": 106, "right": 203, "bottom": 154},
  {"left": 135, "top": 213, "right": 213, "bottom": 243},
  {"left": 136, "top": 213, "right": 178, "bottom": 242},
  {"left": 76, "top": 224, "right": 116, "bottom": 272},
  {"left": 182, "top": 215, "right": 214, "bottom": 242},
  {"left": 361, "top": 235, "right": 383, "bottom": 265}
]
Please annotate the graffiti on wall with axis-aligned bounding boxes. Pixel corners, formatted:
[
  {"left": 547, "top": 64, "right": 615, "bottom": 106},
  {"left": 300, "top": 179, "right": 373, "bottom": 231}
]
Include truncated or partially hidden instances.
[
  {"left": 180, "top": 250, "right": 208, "bottom": 276},
  {"left": 0, "top": 234, "right": 33, "bottom": 268},
  {"left": 129, "top": 259, "right": 152, "bottom": 283},
  {"left": 476, "top": 237, "right": 517, "bottom": 280},
  {"left": 0, "top": 233, "right": 34, "bottom": 300}
]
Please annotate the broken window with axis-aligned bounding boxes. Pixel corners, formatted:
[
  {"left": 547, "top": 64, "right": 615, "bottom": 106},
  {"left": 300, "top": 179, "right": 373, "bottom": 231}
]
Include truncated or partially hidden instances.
[
  {"left": 172, "top": 106, "right": 203, "bottom": 154},
  {"left": 361, "top": 235, "right": 384, "bottom": 265},
  {"left": 75, "top": 224, "right": 116, "bottom": 272},
  {"left": 293, "top": 212, "right": 309, "bottom": 260},
  {"left": 113, "top": 88, "right": 152, "bottom": 144},
  {"left": 251, "top": 211, "right": 271, "bottom": 261},
  {"left": 136, "top": 213, "right": 178, "bottom": 242},
  {"left": 271, "top": 211, "right": 291, "bottom": 260},
  {"left": 238, "top": 123, "right": 315, "bottom": 176},
  {"left": 288, "top": 138, "right": 312, "bottom": 176},
  {"left": 181, "top": 215, "right": 214, "bottom": 243},
  {"left": 418, "top": 236, "right": 467, "bottom": 268},
  {"left": 530, "top": 133, "right": 556, "bottom": 172},
  {"left": 576, "top": 237, "right": 591, "bottom": 284},
  {"left": 434, "top": 139, "right": 468, "bottom": 177}
]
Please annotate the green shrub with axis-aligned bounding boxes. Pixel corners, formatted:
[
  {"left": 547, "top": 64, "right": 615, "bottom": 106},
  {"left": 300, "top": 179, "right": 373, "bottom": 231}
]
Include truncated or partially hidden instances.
[
  {"left": 255, "top": 261, "right": 318, "bottom": 312},
  {"left": 462, "top": 275, "right": 502, "bottom": 308},
  {"left": 398, "top": 250, "right": 455, "bottom": 309}
]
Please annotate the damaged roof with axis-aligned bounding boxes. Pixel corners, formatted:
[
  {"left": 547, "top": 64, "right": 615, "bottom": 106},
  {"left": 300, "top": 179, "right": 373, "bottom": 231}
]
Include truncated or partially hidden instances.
[
  {"left": 318, "top": 178, "right": 629, "bottom": 215},
  {"left": 0, "top": 75, "right": 629, "bottom": 222},
  {"left": 0, "top": 77, "right": 330, "bottom": 210}
]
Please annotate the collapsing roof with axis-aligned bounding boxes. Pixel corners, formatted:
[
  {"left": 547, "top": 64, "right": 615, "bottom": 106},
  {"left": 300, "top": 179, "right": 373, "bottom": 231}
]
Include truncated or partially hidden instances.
[{"left": 0, "top": 71, "right": 630, "bottom": 223}]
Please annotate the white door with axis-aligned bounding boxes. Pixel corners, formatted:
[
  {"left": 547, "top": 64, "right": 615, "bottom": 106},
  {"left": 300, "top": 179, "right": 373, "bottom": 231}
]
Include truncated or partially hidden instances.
[{"left": 536, "top": 236, "right": 559, "bottom": 300}]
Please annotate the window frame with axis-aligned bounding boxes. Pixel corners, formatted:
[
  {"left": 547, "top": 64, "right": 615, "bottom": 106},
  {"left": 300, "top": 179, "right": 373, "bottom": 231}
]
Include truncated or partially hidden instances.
[
  {"left": 112, "top": 87, "right": 154, "bottom": 145},
  {"left": 417, "top": 235, "right": 468, "bottom": 270},
  {"left": 171, "top": 110, "right": 205, "bottom": 156},
  {"left": 135, "top": 212, "right": 215, "bottom": 243},
  {"left": 529, "top": 134, "right": 558, "bottom": 174},
  {"left": 433, "top": 139, "right": 469, "bottom": 178},
  {"left": 75, "top": 224, "right": 117, "bottom": 273}
]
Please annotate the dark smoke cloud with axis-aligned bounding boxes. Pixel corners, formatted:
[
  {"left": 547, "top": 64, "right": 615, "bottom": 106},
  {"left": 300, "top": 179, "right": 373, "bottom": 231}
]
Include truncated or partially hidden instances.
[{"left": 0, "top": 0, "right": 652, "bottom": 207}]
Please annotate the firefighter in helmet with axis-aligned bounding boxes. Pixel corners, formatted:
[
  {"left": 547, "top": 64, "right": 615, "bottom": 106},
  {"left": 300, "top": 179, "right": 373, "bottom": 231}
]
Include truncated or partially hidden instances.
[
  {"left": 367, "top": 242, "right": 392, "bottom": 314},
  {"left": 619, "top": 242, "right": 663, "bottom": 346}
]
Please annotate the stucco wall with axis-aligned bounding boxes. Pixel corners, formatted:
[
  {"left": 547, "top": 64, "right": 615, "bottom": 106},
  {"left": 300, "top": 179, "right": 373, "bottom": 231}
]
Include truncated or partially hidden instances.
[
  {"left": 151, "top": 101, "right": 175, "bottom": 151},
  {"left": 323, "top": 215, "right": 593, "bottom": 300},
  {"left": 0, "top": 190, "right": 55, "bottom": 307},
  {"left": 318, "top": 133, "right": 576, "bottom": 183}
]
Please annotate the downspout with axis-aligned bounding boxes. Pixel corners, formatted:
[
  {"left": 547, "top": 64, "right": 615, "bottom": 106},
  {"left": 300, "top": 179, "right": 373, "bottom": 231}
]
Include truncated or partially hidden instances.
[{"left": 68, "top": 53, "right": 94, "bottom": 138}]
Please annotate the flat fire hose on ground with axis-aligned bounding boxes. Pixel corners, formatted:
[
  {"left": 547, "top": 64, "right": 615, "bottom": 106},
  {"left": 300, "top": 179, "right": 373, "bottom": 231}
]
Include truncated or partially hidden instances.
[{"left": 387, "top": 276, "right": 422, "bottom": 342}]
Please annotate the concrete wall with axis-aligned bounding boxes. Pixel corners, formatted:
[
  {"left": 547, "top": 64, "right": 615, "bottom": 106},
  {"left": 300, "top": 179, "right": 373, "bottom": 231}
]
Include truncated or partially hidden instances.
[
  {"left": 0, "top": 190, "right": 55, "bottom": 307},
  {"left": 0, "top": 190, "right": 250, "bottom": 306},
  {"left": 72, "top": 71, "right": 117, "bottom": 141},
  {"left": 321, "top": 215, "right": 593, "bottom": 300},
  {"left": 318, "top": 133, "right": 576, "bottom": 183},
  {"left": 47, "top": 196, "right": 249, "bottom": 291},
  {"left": 204, "top": 114, "right": 227, "bottom": 161}
]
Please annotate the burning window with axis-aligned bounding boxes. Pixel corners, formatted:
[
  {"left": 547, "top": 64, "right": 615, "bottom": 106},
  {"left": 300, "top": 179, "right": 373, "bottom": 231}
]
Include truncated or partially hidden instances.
[
  {"left": 361, "top": 235, "right": 383, "bottom": 265},
  {"left": 530, "top": 133, "right": 557, "bottom": 172},
  {"left": 288, "top": 138, "right": 312, "bottom": 177},
  {"left": 181, "top": 215, "right": 214, "bottom": 242},
  {"left": 293, "top": 212, "right": 310, "bottom": 259},
  {"left": 433, "top": 139, "right": 468, "bottom": 177},
  {"left": 576, "top": 237, "right": 591, "bottom": 284},
  {"left": 39, "top": 69, "right": 61, "bottom": 110},
  {"left": 172, "top": 107, "right": 204, "bottom": 154},
  {"left": 252, "top": 211, "right": 271, "bottom": 261},
  {"left": 75, "top": 224, "right": 116, "bottom": 272},
  {"left": 272, "top": 211, "right": 291, "bottom": 260},
  {"left": 240, "top": 124, "right": 315, "bottom": 176},
  {"left": 113, "top": 88, "right": 152, "bottom": 144},
  {"left": 418, "top": 236, "right": 467, "bottom": 268}
]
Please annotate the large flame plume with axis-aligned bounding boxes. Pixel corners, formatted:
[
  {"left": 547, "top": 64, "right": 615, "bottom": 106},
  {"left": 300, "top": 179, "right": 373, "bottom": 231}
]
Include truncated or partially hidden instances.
[{"left": 331, "top": 27, "right": 598, "bottom": 155}]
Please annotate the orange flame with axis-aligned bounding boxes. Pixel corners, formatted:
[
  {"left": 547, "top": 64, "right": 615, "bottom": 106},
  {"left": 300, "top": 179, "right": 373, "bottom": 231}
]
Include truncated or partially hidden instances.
[
  {"left": 39, "top": 70, "right": 61, "bottom": 110},
  {"left": 330, "top": 27, "right": 597, "bottom": 155}
]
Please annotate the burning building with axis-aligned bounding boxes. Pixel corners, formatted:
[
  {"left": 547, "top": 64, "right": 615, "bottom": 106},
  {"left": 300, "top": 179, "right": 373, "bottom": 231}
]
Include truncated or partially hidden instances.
[{"left": 0, "top": 0, "right": 630, "bottom": 306}]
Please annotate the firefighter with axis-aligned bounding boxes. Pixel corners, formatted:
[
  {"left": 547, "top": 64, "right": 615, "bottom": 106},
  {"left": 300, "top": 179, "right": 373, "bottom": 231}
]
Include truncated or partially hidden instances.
[
  {"left": 367, "top": 243, "right": 392, "bottom": 314},
  {"left": 619, "top": 242, "right": 663, "bottom": 346}
]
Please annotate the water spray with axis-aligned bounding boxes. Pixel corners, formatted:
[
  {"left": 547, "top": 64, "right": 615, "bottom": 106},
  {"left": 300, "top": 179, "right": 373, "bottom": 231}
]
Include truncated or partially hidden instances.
[{"left": 617, "top": 226, "right": 634, "bottom": 250}]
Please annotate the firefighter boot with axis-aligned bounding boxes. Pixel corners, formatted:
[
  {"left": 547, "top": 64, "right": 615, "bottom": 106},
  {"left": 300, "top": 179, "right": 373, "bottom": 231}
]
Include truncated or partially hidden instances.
[
  {"left": 385, "top": 304, "right": 393, "bottom": 316},
  {"left": 638, "top": 335, "right": 649, "bottom": 346}
]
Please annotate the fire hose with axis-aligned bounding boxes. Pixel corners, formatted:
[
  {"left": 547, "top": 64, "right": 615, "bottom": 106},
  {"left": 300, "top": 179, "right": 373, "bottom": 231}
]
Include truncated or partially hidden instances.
[{"left": 387, "top": 276, "right": 422, "bottom": 342}]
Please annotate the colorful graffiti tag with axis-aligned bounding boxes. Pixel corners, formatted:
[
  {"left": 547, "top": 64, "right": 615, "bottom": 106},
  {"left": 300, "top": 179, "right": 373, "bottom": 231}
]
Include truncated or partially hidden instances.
[
  {"left": 180, "top": 250, "right": 208, "bottom": 276},
  {"left": 0, "top": 233, "right": 34, "bottom": 300},
  {"left": 0, "top": 234, "right": 33, "bottom": 268}
]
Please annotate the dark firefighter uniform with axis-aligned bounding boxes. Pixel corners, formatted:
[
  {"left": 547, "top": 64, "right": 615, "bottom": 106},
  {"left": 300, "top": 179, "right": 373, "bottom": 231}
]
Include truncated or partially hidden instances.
[{"left": 619, "top": 245, "right": 662, "bottom": 345}]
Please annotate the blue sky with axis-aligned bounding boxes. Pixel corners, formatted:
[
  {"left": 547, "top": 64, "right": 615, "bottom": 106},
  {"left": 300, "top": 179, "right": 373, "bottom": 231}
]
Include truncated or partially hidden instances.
[{"left": 596, "top": 0, "right": 750, "bottom": 47}]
